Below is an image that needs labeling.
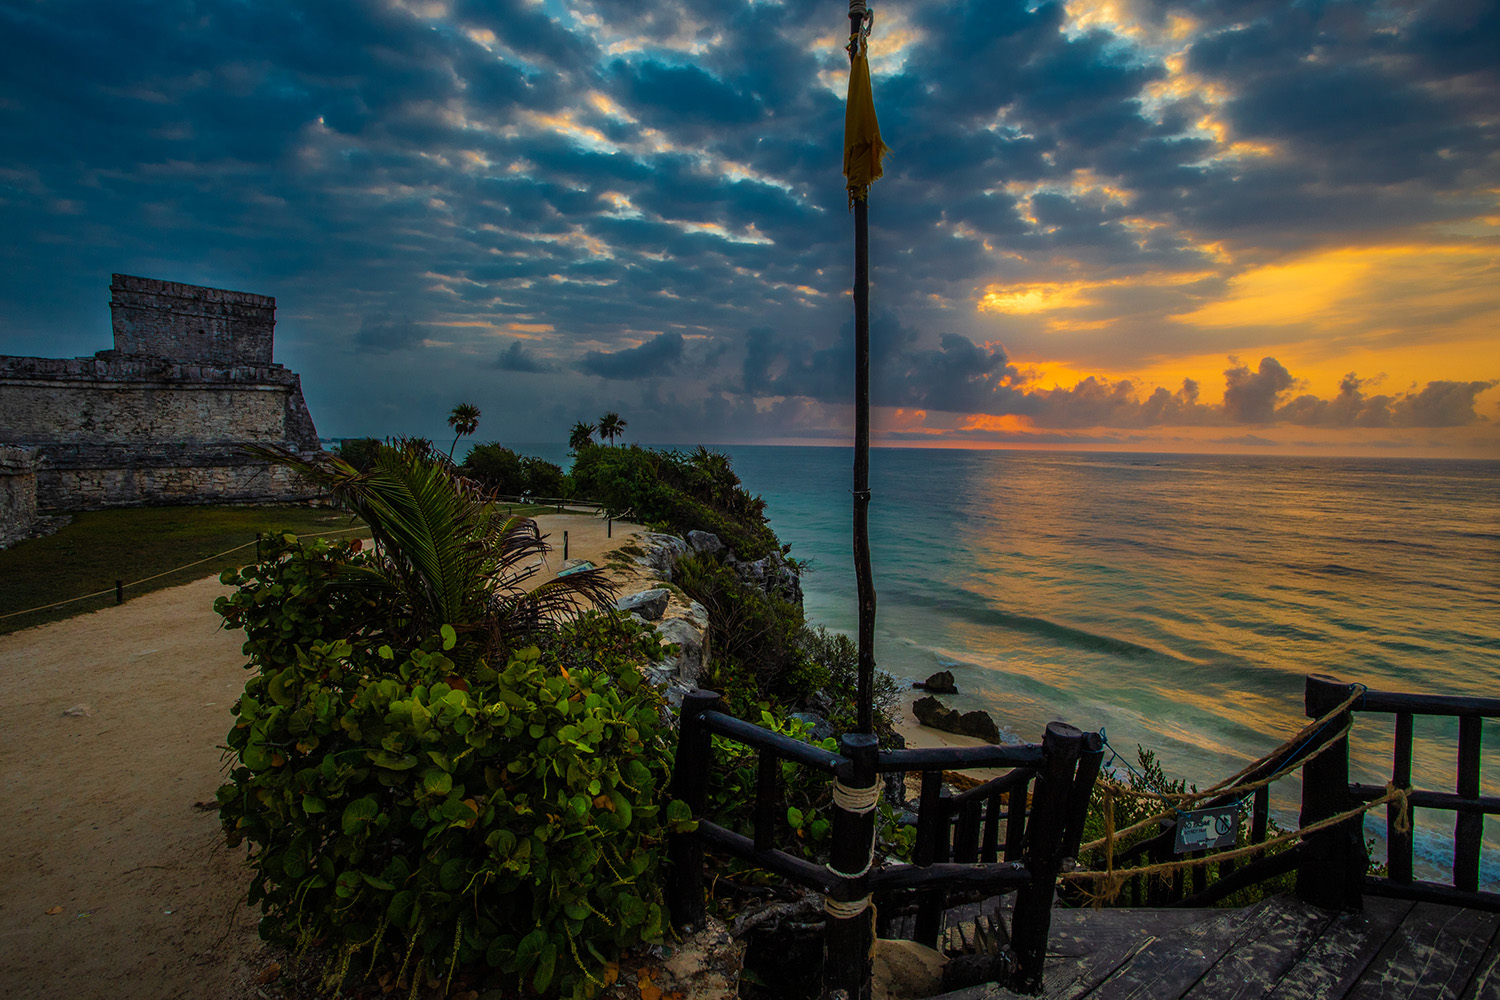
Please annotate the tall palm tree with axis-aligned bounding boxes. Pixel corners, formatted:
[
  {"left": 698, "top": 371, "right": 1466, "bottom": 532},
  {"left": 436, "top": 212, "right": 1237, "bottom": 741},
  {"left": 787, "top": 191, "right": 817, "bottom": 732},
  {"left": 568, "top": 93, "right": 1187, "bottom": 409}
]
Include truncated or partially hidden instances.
[
  {"left": 253, "top": 439, "right": 617, "bottom": 653},
  {"left": 597, "top": 411, "right": 626, "bottom": 446},
  {"left": 568, "top": 420, "right": 597, "bottom": 452},
  {"left": 446, "top": 402, "right": 481, "bottom": 459}
]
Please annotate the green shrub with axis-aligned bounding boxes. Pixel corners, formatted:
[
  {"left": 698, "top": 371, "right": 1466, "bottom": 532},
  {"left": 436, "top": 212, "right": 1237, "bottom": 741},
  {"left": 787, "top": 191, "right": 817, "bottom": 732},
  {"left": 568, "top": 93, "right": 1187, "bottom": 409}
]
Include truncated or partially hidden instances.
[
  {"left": 703, "top": 710, "right": 915, "bottom": 875},
  {"left": 520, "top": 456, "right": 565, "bottom": 498},
  {"left": 462, "top": 443, "right": 524, "bottom": 495},
  {"left": 799, "top": 626, "right": 902, "bottom": 740},
  {"left": 674, "top": 553, "right": 815, "bottom": 706},
  {"left": 215, "top": 533, "right": 689, "bottom": 999},
  {"left": 335, "top": 437, "right": 383, "bottom": 471},
  {"left": 462, "top": 445, "right": 566, "bottom": 500},
  {"left": 1077, "top": 747, "right": 1295, "bottom": 908}
]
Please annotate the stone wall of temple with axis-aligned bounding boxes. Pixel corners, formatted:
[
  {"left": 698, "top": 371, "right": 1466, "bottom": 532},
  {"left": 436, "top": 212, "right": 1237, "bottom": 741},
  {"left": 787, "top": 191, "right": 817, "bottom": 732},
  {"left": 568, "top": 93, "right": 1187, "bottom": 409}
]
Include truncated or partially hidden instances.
[{"left": 0, "top": 274, "right": 323, "bottom": 511}]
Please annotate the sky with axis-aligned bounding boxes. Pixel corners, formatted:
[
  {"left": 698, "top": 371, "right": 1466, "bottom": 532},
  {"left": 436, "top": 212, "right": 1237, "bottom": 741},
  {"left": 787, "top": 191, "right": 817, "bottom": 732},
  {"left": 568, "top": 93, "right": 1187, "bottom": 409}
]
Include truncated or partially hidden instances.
[{"left": 1, "top": 0, "right": 1497, "bottom": 458}]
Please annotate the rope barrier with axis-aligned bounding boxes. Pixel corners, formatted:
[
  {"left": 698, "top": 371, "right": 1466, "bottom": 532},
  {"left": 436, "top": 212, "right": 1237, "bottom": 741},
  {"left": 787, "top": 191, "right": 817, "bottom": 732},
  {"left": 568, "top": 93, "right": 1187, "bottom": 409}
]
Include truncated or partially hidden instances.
[
  {"left": 1063, "top": 782, "right": 1411, "bottom": 906},
  {"left": 1077, "top": 685, "right": 1367, "bottom": 855},
  {"left": 0, "top": 524, "right": 369, "bottom": 622}
]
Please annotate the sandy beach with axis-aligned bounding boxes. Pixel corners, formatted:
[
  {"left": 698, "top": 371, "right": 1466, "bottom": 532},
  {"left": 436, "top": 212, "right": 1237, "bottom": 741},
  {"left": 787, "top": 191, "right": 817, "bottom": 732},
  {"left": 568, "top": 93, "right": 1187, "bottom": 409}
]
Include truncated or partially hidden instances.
[{"left": 0, "top": 511, "right": 970, "bottom": 998}]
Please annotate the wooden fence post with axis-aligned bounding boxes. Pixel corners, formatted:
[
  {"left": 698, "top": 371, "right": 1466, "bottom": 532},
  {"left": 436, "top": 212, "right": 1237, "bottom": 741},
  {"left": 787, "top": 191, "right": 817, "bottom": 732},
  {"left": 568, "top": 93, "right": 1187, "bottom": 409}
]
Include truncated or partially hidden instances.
[
  {"left": 824, "top": 732, "right": 879, "bottom": 1000},
  {"left": 1297, "top": 673, "right": 1366, "bottom": 911},
  {"left": 912, "top": 772, "right": 948, "bottom": 946},
  {"left": 667, "top": 689, "right": 719, "bottom": 930},
  {"left": 1010, "top": 721, "right": 1085, "bottom": 994}
]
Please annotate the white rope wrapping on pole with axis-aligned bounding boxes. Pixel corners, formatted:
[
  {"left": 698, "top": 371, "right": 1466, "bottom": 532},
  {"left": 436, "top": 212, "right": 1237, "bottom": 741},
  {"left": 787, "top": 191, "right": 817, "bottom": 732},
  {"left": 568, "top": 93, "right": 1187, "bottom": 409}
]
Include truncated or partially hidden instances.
[
  {"left": 823, "top": 775, "right": 883, "bottom": 919},
  {"left": 831, "top": 775, "right": 883, "bottom": 814},
  {"left": 824, "top": 895, "right": 872, "bottom": 919},
  {"left": 848, "top": 0, "right": 866, "bottom": 14}
]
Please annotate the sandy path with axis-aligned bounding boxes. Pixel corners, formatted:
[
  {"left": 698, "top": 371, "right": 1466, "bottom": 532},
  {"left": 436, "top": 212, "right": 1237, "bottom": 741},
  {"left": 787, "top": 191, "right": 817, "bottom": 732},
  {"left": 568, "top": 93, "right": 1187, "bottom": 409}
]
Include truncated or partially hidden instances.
[{"left": 0, "top": 513, "right": 639, "bottom": 1000}]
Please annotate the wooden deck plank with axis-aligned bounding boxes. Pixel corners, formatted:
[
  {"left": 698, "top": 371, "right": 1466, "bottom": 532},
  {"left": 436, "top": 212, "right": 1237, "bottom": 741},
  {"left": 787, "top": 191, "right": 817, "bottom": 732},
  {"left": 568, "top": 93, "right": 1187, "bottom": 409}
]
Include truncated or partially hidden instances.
[
  {"left": 1038, "top": 909, "right": 1225, "bottom": 1000},
  {"left": 1179, "top": 897, "right": 1334, "bottom": 1000},
  {"left": 1345, "top": 902, "right": 1499, "bottom": 1000},
  {"left": 1082, "top": 908, "right": 1256, "bottom": 1000},
  {"left": 1261, "top": 897, "right": 1414, "bottom": 1000},
  {"left": 1459, "top": 935, "right": 1500, "bottom": 1000}
]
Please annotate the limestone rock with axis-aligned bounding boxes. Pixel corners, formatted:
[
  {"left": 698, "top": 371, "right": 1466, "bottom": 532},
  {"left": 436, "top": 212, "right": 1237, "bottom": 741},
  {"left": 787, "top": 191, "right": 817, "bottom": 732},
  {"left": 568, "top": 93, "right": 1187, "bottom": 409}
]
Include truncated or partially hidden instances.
[
  {"left": 639, "top": 532, "right": 688, "bottom": 578},
  {"left": 616, "top": 588, "right": 670, "bottom": 621},
  {"left": 687, "top": 529, "right": 725, "bottom": 557},
  {"left": 915, "top": 669, "right": 958, "bottom": 694},
  {"left": 655, "top": 617, "right": 707, "bottom": 687},
  {"left": 789, "top": 712, "right": 835, "bottom": 743},
  {"left": 872, "top": 939, "right": 946, "bottom": 1000},
  {"left": 912, "top": 696, "right": 1001, "bottom": 744}
]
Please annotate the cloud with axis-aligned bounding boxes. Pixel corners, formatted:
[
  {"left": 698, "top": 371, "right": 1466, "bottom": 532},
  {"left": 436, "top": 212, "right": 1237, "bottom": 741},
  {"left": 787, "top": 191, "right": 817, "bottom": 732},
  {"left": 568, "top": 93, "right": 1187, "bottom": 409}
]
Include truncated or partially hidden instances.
[
  {"left": 355, "top": 318, "right": 429, "bottom": 354},
  {"left": 0, "top": 0, "right": 1494, "bottom": 454},
  {"left": 493, "top": 340, "right": 554, "bottom": 373},
  {"left": 1222, "top": 357, "right": 1296, "bottom": 424},
  {"left": 576, "top": 332, "right": 684, "bottom": 379}
]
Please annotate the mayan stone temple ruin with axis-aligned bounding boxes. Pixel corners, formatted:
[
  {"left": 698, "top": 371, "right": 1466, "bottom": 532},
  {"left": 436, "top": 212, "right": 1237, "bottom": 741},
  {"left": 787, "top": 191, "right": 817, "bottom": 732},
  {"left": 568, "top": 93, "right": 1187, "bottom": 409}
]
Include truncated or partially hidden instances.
[{"left": 0, "top": 274, "right": 322, "bottom": 544}]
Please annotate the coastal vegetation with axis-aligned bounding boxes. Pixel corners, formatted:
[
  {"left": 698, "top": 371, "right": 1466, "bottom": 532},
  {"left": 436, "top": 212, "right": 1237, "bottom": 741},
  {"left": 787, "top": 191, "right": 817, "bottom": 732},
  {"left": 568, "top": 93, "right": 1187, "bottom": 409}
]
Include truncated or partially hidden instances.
[{"left": 215, "top": 440, "right": 689, "bottom": 998}]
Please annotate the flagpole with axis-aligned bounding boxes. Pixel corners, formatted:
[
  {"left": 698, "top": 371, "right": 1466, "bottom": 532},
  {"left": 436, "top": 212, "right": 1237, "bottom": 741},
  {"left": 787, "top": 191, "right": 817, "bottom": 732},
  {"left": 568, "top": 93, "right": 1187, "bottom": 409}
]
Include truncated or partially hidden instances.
[{"left": 848, "top": 0, "right": 876, "bottom": 735}]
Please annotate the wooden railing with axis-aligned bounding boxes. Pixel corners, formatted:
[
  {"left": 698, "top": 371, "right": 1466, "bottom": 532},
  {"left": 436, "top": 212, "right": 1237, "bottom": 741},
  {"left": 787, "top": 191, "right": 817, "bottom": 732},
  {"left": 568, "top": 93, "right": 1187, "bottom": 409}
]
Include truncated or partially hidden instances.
[
  {"left": 1304, "top": 673, "right": 1500, "bottom": 912},
  {"left": 1074, "top": 674, "right": 1499, "bottom": 913},
  {"left": 665, "top": 689, "right": 1102, "bottom": 997}
]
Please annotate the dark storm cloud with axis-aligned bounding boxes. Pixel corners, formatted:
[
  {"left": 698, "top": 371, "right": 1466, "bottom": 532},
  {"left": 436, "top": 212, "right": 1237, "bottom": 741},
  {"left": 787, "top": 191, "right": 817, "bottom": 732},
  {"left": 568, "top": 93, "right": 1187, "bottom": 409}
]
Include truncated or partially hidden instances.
[
  {"left": 494, "top": 340, "right": 554, "bottom": 373},
  {"left": 576, "top": 332, "right": 685, "bottom": 379}
]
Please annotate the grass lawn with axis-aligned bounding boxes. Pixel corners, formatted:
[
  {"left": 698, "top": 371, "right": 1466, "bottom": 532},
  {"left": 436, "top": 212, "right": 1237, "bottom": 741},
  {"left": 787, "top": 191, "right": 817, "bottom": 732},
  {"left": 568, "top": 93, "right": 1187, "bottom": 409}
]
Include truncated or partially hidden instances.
[{"left": 0, "top": 504, "right": 370, "bottom": 635}]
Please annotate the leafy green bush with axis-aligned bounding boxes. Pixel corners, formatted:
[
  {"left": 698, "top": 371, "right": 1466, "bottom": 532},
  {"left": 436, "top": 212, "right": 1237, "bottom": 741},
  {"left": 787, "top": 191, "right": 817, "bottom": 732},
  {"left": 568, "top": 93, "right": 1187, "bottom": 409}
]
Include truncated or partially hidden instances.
[{"left": 215, "top": 534, "right": 689, "bottom": 999}]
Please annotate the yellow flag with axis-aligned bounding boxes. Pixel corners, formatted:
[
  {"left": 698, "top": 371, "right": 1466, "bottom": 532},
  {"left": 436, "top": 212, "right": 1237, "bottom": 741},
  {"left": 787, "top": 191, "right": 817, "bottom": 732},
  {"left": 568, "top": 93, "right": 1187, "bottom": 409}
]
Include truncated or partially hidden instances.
[{"left": 843, "top": 49, "right": 889, "bottom": 206}]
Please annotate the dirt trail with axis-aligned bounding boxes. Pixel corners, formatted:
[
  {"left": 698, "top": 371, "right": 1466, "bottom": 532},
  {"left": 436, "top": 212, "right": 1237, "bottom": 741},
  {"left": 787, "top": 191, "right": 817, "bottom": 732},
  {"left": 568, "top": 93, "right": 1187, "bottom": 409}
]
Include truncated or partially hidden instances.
[{"left": 0, "top": 514, "right": 642, "bottom": 999}]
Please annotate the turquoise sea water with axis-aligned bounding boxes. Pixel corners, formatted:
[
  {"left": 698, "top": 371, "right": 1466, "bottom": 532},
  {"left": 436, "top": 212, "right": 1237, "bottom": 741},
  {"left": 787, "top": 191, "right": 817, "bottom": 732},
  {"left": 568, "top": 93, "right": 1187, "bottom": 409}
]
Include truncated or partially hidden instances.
[{"left": 706, "top": 445, "right": 1500, "bottom": 882}]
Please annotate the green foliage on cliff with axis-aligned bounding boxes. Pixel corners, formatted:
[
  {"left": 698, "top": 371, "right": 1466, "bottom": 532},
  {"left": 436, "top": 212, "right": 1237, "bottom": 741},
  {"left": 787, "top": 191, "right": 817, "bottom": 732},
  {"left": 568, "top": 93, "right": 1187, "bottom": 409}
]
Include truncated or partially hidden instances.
[{"left": 570, "top": 444, "right": 779, "bottom": 560}]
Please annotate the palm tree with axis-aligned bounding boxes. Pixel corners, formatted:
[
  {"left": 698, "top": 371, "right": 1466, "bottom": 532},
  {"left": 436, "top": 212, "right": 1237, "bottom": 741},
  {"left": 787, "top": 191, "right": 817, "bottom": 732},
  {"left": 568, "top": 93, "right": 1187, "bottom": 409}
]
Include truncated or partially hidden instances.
[
  {"left": 568, "top": 420, "right": 597, "bottom": 452},
  {"left": 252, "top": 439, "right": 617, "bottom": 654},
  {"left": 446, "top": 402, "right": 481, "bottom": 459},
  {"left": 597, "top": 411, "right": 626, "bottom": 446}
]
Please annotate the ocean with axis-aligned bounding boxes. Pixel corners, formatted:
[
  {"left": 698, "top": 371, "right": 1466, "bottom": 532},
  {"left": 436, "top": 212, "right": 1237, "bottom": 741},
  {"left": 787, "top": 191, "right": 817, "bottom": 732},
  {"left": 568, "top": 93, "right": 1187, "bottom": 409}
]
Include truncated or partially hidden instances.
[{"left": 706, "top": 445, "right": 1500, "bottom": 883}]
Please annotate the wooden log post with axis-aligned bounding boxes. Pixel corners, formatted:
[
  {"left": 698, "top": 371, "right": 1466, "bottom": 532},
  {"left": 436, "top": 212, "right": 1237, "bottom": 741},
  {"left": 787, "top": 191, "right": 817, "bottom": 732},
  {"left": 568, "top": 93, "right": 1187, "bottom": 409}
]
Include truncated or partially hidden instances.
[
  {"left": 667, "top": 689, "right": 719, "bottom": 930},
  {"left": 824, "top": 732, "right": 880, "bottom": 1000},
  {"left": 1010, "top": 721, "right": 1086, "bottom": 994},
  {"left": 822, "top": 731, "right": 876, "bottom": 995},
  {"left": 1296, "top": 673, "right": 1367, "bottom": 911}
]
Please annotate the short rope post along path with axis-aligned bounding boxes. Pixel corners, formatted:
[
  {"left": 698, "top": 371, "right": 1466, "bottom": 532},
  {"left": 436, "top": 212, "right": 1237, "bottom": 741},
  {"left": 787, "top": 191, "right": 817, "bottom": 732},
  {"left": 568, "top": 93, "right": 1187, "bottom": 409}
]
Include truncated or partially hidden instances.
[
  {"left": 1062, "top": 685, "right": 1411, "bottom": 905},
  {"left": 0, "top": 525, "right": 369, "bottom": 623}
]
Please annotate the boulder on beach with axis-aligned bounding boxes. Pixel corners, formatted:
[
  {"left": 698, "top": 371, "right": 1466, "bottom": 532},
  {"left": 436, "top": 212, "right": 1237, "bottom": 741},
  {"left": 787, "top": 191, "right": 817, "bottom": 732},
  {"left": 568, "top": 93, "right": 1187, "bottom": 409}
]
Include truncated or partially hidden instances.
[
  {"left": 912, "top": 695, "right": 1001, "bottom": 744},
  {"left": 914, "top": 669, "right": 957, "bottom": 694}
]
